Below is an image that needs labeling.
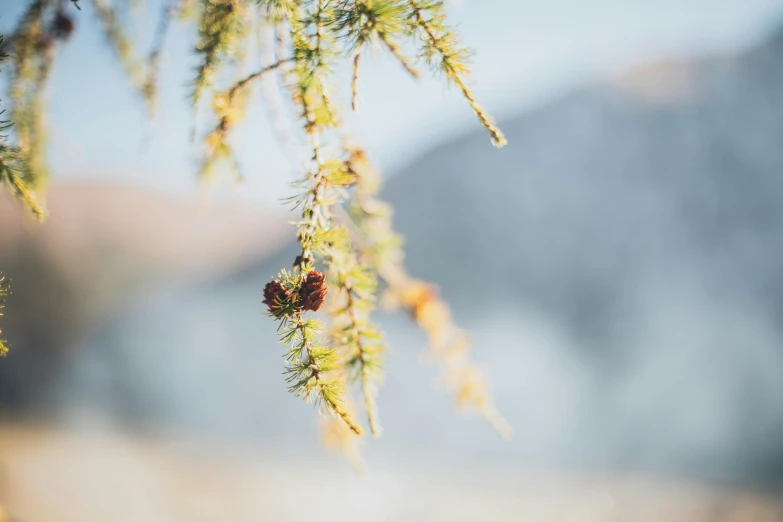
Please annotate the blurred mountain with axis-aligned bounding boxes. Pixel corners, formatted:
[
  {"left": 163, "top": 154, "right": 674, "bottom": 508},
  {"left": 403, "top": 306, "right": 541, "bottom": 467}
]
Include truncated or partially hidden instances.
[
  {"left": 0, "top": 182, "right": 289, "bottom": 295},
  {"left": 376, "top": 24, "right": 783, "bottom": 480},
  {"left": 385, "top": 27, "right": 783, "bottom": 327}
]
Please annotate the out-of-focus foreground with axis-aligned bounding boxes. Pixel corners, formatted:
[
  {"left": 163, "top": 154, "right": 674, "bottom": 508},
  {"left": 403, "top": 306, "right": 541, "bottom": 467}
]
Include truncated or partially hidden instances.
[{"left": 0, "top": 425, "right": 782, "bottom": 522}]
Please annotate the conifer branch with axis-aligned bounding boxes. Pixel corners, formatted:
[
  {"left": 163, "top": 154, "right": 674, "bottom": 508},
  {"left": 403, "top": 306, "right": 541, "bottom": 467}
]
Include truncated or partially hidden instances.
[
  {"left": 345, "top": 146, "right": 511, "bottom": 438},
  {"left": 192, "top": 0, "right": 248, "bottom": 108},
  {"left": 285, "top": 141, "right": 366, "bottom": 433},
  {"left": 255, "top": 24, "right": 302, "bottom": 165},
  {"left": 190, "top": 0, "right": 249, "bottom": 141},
  {"left": 4, "top": 5, "right": 55, "bottom": 217},
  {"left": 343, "top": 281, "right": 383, "bottom": 435},
  {"left": 321, "top": 225, "right": 385, "bottom": 435},
  {"left": 199, "top": 58, "right": 291, "bottom": 181},
  {"left": 290, "top": 311, "right": 362, "bottom": 434},
  {"left": 378, "top": 31, "right": 418, "bottom": 78},
  {"left": 92, "top": 0, "right": 147, "bottom": 93},
  {"left": 265, "top": 247, "right": 363, "bottom": 435},
  {"left": 0, "top": 33, "right": 45, "bottom": 219},
  {"left": 227, "top": 57, "right": 292, "bottom": 99},
  {"left": 262, "top": 0, "right": 390, "bottom": 435},
  {"left": 143, "top": 0, "right": 176, "bottom": 115},
  {"left": 351, "top": 48, "right": 361, "bottom": 111},
  {"left": 320, "top": 406, "right": 365, "bottom": 472},
  {"left": 0, "top": 274, "right": 10, "bottom": 357},
  {"left": 0, "top": 145, "right": 46, "bottom": 220},
  {"left": 407, "top": 0, "right": 506, "bottom": 147},
  {"left": 262, "top": 1, "right": 362, "bottom": 431},
  {"left": 263, "top": 269, "right": 360, "bottom": 435},
  {"left": 4, "top": 0, "right": 510, "bottom": 444},
  {"left": 333, "top": 0, "right": 419, "bottom": 80}
]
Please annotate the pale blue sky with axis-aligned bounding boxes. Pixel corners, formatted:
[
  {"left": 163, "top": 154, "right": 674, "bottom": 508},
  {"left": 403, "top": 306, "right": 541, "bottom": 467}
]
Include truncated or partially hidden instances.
[{"left": 3, "top": 0, "right": 783, "bottom": 204}]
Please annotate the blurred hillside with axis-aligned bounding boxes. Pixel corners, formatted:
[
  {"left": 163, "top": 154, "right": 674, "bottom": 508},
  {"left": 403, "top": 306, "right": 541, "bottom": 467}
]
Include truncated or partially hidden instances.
[
  {"left": 0, "top": 183, "right": 288, "bottom": 408},
  {"left": 378, "top": 24, "right": 783, "bottom": 481},
  {"left": 1, "top": 21, "right": 783, "bottom": 510},
  {"left": 2, "top": 424, "right": 783, "bottom": 522},
  {"left": 387, "top": 27, "right": 783, "bottom": 316}
]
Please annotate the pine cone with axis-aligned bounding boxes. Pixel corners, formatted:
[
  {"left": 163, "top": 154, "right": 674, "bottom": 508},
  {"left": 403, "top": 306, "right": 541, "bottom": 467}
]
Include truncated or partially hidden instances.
[
  {"left": 301, "top": 270, "right": 327, "bottom": 312},
  {"left": 263, "top": 279, "right": 291, "bottom": 317},
  {"left": 50, "top": 11, "right": 75, "bottom": 41}
]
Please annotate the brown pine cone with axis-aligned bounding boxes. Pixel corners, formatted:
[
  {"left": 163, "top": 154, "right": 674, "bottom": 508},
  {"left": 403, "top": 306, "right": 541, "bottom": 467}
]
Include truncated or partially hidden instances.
[
  {"left": 301, "top": 270, "right": 327, "bottom": 312},
  {"left": 50, "top": 11, "right": 75, "bottom": 41},
  {"left": 263, "top": 279, "right": 291, "bottom": 317}
]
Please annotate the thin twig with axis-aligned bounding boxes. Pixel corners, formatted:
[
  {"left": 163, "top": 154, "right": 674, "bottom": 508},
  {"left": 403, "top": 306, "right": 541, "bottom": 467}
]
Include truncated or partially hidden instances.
[
  {"left": 351, "top": 49, "right": 361, "bottom": 111},
  {"left": 379, "top": 31, "right": 419, "bottom": 78},
  {"left": 228, "top": 57, "right": 293, "bottom": 102}
]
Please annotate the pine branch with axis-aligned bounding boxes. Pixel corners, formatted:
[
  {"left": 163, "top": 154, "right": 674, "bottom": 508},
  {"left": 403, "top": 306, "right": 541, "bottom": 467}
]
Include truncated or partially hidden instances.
[
  {"left": 143, "top": 0, "right": 177, "bottom": 115},
  {"left": 333, "top": 0, "right": 419, "bottom": 101},
  {"left": 229, "top": 57, "right": 293, "bottom": 99},
  {"left": 0, "top": 274, "right": 9, "bottom": 357},
  {"left": 92, "top": 0, "right": 147, "bottom": 93},
  {"left": 285, "top": 145, "right": 367, "bottom": 433},
  {"left": 320, "top": 404, "right": 365, "bottom": 472},
  {"left": 1, "top": 9, "right": 56, "bottom": 218},
  {"left": 351, "top": 48, "right": 361, "bottom": 110},
  {"left": 0, "top": 144, "right": 45, "bottom": 220},
  {"left": 287, "top": 312, "right": 362, "bottom": 434},
  {"left": 322, "top": 225, "right": 385, "bottom": 435},
  {"left": 345, "top": 146, "right": 511, "bottom": 438},
  {"left": 4, "top": 0, "right": 511, "bottom": 445},
  {"left": 262, "top": 3, "right": 363, "bottom": 430},
  {"left": 264, "top": 269, "right": 361, "bottom": 434},
  {"left": 192, "top": 0, "right": 248, "bottom": 108},
  {"left": 261, "top": 1, "right": 391, "bottom": 436},
  {"left": 378, "top": 30, "right": 418, "bottom": 78},
  {"left": 199, "top": 57, "right": 291, "bottom": 182},
  {"left": 407, "top": 0, "right": 506, "bottom": 147},
  {"left": 342, "top": 280, "right": 384, "bottom": 435}
]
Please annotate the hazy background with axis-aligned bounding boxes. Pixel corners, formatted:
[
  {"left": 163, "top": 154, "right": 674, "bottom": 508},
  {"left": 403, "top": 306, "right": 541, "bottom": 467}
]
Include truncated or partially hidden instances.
[{"left": 2, "top": 0, "right": 783, "bottom": 520}]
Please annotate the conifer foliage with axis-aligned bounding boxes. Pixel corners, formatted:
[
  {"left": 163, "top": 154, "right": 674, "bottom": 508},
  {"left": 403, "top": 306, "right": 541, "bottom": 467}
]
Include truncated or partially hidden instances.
[
  {"left": 0, "top": 273, "right": 8, "bottom": 357},
  {"left": 0, "top": 36, "right": 15, "bottom": 357},
  {"left": 1, "top": 0, "right": 509, "bottom": 440},
  {"left": 0, "top": 32, "right": 43, "bottom": 220}
]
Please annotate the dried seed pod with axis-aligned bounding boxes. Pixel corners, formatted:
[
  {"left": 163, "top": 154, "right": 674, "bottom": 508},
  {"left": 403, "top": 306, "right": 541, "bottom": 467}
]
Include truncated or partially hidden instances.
[{"left": 301, "top": 270, "right": 327, "bottom": 312}]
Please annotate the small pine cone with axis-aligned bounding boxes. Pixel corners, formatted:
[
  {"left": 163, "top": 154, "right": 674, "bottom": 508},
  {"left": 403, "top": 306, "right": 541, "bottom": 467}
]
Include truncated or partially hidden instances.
[
  {"left": 301, "top": 270, "right": 327, "bottom": 312},
  {"left": 263, "top": 279, "right": 291, "bottom": 318},
  {"left": 50, "top": 11, "right": 75, "bottom": 41}
]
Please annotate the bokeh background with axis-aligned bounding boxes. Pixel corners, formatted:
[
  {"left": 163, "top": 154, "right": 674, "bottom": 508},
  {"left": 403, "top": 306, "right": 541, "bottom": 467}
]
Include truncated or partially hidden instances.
[{"left": 2, "top": 0, "right": 783, "bottom": 520}]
